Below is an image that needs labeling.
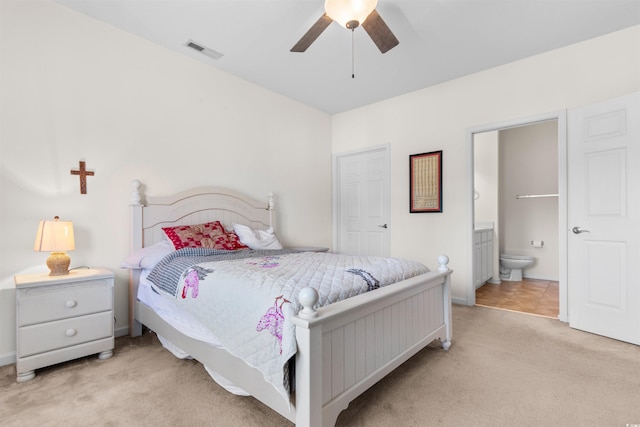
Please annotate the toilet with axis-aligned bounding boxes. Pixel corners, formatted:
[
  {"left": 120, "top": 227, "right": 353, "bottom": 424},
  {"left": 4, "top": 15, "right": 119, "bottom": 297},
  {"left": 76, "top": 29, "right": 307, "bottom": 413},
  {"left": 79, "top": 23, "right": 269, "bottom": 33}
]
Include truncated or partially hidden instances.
[{"left": 499, "top": 254, "right": 534, "bottom": 281}]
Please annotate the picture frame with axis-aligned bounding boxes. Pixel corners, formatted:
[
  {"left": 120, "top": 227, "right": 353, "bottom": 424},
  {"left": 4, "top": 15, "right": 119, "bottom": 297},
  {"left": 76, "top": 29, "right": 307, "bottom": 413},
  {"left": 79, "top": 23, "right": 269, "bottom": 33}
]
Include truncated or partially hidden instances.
[{"left": 410, "top": 150, "right": 443, "bottom": 213}]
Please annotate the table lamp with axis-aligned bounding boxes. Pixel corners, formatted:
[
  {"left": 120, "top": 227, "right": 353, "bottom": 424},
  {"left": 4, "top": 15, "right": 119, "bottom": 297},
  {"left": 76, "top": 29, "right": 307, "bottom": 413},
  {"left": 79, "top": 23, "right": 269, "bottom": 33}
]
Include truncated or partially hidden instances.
[{"left": 34, "top": 216, "right": 75, "bottom": 276}]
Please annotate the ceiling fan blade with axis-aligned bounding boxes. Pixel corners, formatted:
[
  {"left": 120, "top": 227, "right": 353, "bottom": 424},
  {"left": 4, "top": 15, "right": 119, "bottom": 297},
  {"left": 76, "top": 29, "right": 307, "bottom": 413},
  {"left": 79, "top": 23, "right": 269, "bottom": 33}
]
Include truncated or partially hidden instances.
[
  {"left": 291, "top": 14, "right": 333, "bottom": 52},
  {"left": 362, "top": 9, "right": 399, "bottom": 54}
]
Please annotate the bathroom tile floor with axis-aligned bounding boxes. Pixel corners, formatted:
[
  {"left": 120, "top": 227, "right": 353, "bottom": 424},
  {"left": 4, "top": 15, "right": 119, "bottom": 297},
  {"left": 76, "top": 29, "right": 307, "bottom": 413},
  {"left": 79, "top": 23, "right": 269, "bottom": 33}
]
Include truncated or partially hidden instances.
[{"left": 475, "top": 278, "right": 559, "bottom": 318}]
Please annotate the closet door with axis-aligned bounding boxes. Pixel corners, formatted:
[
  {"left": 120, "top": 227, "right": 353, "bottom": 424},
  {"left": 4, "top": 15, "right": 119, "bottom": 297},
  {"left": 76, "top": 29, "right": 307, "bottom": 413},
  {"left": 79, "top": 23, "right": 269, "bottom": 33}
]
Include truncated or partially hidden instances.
[{"left": 335, "top": 146, "right": 390, "bottom": 256}]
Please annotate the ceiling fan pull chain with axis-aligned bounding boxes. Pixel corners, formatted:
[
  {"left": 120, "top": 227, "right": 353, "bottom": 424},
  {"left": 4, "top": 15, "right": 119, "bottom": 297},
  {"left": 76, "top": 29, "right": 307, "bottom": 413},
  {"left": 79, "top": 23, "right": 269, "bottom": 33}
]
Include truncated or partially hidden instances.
[{"left": 351, "top": 28, "right": 355, "bottom": 79}]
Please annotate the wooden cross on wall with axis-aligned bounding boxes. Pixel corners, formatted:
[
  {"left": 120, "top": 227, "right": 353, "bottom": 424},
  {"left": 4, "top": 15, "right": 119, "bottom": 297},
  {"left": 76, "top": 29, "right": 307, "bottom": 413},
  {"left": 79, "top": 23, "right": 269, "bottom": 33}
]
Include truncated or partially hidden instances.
[{"left": 70, "top": 161, "right": 94, "bottom": 194}]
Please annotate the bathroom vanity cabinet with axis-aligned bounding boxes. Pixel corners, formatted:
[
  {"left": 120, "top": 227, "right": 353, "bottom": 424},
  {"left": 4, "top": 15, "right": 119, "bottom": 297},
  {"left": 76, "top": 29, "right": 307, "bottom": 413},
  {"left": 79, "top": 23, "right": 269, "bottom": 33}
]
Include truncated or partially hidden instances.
[{"left": 474, "top": 226, "right": 494, "bottom": 288}]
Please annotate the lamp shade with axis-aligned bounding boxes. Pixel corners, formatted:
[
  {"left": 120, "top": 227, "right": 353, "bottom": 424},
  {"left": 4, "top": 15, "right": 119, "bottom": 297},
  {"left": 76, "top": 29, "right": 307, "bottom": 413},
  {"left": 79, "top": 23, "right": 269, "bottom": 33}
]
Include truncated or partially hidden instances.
[
  {"left": 325, "top": 0, "right": 378, "bottom": 28},
  {"left": 34, "top": 217, "right": 75, "bottom": 252}
]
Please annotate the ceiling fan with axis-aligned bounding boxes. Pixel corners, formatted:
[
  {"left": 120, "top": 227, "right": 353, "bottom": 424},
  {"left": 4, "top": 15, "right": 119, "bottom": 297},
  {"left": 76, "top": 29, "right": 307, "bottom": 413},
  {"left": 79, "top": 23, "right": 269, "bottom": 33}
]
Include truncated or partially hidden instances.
[{"left": 291, "top": 0, "right": 399, "bottom": 54}]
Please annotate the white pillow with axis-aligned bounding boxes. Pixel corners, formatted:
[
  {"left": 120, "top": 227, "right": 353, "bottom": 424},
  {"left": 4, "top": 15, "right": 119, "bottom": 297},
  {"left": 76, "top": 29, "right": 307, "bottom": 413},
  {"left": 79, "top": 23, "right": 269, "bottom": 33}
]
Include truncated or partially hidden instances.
[
  {"left": 120, "top": 240, "right": 174, "bottom": 269},
  {"left": 232, "top": 224, "right": 283, "bottom": 250}
]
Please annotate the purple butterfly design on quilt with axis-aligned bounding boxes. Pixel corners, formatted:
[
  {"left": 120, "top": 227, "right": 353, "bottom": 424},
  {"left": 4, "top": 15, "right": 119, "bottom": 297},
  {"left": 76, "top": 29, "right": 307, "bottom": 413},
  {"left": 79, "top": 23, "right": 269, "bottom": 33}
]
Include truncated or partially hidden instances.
[
  {"left": 181, "top": 265, "right": 214, "bottom": 299},
  {"left": 256, "top": 295, "right": 290, "bottom": 354}
]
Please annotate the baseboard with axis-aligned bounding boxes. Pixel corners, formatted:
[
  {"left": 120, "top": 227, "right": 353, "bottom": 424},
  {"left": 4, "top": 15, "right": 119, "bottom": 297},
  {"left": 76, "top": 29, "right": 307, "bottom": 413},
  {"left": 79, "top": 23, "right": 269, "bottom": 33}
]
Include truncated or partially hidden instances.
[
  {"left": 451, "top": 296, "right": 469, "bottom": 306},
  {"left": 115, "top": 326, "right": 130, "bottom": 338},
  {"left": 523, "top": 274, "right": 559, "bottom": 281},
  {"left": 0, "top": 352, "right": 16, "bottom": 367}
]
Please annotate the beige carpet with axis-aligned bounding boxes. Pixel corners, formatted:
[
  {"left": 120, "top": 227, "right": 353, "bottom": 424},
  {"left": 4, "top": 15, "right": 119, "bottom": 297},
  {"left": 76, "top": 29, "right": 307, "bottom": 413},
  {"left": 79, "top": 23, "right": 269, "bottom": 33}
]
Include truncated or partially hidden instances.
[{"left": 2, "top": 305, "right": 639, "bottom": 427}]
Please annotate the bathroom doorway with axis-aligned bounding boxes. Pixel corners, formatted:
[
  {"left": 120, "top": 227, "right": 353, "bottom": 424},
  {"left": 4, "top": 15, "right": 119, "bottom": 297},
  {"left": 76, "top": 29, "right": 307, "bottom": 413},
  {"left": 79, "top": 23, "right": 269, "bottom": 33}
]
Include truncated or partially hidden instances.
[{"left": 470, "top": 112, "right": 567, "bottom": 321}]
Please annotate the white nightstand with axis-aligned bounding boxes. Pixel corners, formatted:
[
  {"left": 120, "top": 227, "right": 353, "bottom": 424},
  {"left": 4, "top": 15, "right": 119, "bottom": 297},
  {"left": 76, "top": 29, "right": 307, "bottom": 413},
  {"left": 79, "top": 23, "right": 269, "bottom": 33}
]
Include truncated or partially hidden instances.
[{"left": 14, "top": 268, "right": 115, "bottom": 383}]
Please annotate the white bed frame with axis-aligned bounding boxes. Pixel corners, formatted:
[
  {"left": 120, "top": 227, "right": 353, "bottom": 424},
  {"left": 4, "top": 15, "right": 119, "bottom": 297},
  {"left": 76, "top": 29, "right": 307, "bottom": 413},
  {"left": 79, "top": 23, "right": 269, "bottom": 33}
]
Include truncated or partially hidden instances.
[{"left": 128, "top": 180, "right": 453, "bottom": 427}]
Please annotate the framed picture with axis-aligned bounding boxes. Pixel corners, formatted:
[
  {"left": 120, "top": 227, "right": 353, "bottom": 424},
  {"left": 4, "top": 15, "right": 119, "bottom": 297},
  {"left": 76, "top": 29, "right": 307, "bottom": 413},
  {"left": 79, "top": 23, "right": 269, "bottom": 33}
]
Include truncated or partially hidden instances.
[{"left": 410, "top": 150, "right": 442, "bottom": 213}]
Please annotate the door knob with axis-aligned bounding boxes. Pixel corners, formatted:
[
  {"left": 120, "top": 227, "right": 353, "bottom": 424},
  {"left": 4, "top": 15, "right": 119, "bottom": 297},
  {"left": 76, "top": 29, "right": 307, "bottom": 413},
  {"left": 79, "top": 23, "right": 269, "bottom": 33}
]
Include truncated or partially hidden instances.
[
  {"left": 378, "top": 224, "right": 388, "bottom": 229},
  {"left": 572, "top": 226, "right": 590, "bottom": 234}
]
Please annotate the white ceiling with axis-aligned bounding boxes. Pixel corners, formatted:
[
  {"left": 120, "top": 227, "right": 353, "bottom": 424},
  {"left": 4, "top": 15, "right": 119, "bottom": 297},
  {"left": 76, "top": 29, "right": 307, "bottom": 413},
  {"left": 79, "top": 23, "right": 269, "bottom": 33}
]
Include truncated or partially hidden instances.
[{"left": 54, "top": 0, "right": 640, "bottom": 114}]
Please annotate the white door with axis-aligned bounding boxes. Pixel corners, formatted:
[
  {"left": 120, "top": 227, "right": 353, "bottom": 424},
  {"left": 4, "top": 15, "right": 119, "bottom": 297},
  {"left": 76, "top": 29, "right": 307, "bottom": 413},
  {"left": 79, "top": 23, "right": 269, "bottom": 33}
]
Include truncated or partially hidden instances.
[
  {"left": 335, "top": 146, "right": 390, "bottom": 256},
  {"left": 568, "top": 92, "right": 640, "bottom": 345}
]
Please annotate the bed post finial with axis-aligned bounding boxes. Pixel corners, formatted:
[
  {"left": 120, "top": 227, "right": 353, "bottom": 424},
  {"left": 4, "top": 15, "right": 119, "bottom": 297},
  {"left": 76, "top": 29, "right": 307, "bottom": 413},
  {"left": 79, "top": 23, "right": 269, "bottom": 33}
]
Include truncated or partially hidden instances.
[
  {"left": 298, "top": 287, "right": 319, "bottom": 319},
  {"left": 267, "top": 192, "right": 275, "bottom": 211},
  {"left": 130, "top": 179, "right": 142, "bottom": 206},
  {"left": 438, "top": 255, "right": 450, "bottom": 271},
  {"left": 267, "top": 192, "right": 275, "bottom": 230}
]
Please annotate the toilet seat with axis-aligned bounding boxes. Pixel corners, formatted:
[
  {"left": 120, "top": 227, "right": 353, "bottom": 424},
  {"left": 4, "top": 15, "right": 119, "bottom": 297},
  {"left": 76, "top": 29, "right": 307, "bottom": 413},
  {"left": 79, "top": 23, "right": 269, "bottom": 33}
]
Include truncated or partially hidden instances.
[{"left": 500, "top": 254, "right": 534, "bottom": 261}]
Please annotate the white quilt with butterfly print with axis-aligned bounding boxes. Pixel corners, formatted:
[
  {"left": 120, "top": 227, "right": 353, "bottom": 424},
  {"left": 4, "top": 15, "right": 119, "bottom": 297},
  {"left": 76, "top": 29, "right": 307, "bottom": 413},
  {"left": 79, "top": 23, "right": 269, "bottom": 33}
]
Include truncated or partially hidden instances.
[{"left": 154, "top": 250, "right": 429, "bottom": 403}]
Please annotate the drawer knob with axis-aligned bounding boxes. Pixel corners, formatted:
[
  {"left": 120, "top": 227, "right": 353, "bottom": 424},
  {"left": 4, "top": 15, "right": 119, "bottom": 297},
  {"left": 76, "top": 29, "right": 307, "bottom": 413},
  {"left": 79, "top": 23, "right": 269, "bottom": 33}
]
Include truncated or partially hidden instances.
[
  {"left": 65, "top": 300, "right": 77, "bottom": 308},
  {"left": 65, "top": 328, "right": 77, "bottom": 337}
]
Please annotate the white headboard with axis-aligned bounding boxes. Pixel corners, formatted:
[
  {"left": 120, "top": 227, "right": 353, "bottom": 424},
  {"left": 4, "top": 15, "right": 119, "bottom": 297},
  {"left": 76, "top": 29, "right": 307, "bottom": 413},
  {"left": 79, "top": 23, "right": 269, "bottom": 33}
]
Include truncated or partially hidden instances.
[{"left": 129, "top": 179, "right": 274, "bottom": 251}]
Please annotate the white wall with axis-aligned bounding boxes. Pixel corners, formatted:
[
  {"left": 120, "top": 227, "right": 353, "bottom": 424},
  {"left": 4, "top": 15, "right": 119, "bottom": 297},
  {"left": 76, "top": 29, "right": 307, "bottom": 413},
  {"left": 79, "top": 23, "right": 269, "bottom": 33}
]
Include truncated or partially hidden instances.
[
  {"left": 499, "top": 121, "right": 559, "bottom": 280},
  {"left": 331, "top": 25, "right": 640, "bottom": 304},
  {"left": 0, "top": 0, "right": 332, "bottom": 363}
]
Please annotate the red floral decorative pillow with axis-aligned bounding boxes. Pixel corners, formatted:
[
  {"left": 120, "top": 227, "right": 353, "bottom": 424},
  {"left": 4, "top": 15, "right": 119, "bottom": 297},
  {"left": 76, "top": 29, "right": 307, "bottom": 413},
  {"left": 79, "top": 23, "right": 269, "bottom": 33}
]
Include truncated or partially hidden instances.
[
  {"left": 202, "top": 232, "right": 248, "bottom": 251},
  {"left": 162, "top": 221, "right": 227, "bottom": 249}
]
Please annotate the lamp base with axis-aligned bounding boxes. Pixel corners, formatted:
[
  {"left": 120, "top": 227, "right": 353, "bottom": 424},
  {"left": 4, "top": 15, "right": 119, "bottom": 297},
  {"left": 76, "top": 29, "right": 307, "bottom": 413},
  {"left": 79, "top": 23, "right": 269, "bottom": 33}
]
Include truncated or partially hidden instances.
[{"left": 47, "top": 252, "right": 71, "bottom": 276}]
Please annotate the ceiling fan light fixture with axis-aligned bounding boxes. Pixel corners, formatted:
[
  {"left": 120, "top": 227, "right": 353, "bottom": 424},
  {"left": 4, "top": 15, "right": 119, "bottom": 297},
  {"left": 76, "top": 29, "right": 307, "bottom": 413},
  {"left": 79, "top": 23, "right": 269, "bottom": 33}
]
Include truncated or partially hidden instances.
[{"left": 324, "top": 0, "right": 378, "bottom": 29}]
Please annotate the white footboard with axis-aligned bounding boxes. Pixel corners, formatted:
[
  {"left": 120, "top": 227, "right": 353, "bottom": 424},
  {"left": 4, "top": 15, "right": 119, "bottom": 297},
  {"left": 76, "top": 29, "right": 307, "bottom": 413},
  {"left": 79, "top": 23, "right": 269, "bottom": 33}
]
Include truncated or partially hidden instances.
[{"left": 293, "top": 257, "right": 452, "bottom": 427}]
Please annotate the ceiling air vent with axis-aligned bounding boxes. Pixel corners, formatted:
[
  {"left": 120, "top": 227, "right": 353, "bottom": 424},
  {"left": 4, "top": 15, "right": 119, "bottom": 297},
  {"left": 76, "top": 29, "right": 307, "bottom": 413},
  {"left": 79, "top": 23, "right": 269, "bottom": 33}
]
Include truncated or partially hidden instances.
[{"left": 185, "top": 40, "right": 223, "bottom": 60}]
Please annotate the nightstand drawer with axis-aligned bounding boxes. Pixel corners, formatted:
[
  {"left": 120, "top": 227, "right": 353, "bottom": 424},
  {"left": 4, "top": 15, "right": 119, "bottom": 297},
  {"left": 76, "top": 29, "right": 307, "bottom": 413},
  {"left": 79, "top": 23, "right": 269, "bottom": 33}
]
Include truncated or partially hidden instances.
[
  {"left": 17, "top": 279, "right": 113, "bottom": 326},
  {"left": 18, "top": 311, "right": 113, "bottom": 357}
]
